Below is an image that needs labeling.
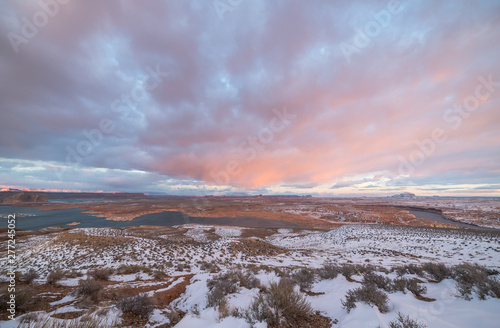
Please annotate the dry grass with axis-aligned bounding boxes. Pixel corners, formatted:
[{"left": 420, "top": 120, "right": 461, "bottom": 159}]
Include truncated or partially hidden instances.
[{"left": 18, "top": 313, "right": 114, "bottom": 328}]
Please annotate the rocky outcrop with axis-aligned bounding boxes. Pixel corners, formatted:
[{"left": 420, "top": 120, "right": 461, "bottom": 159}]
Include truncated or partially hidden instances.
[{"left": 390, "top": 192, "right": 417, "bottom": 199}]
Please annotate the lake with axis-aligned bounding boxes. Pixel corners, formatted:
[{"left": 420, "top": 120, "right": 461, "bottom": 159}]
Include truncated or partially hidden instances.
[
  {"left": 407, "top": 209, "right": 495, "bottom": 230},
  {"left": 0, "top": 206, "right": 303, "bottom": 230}
]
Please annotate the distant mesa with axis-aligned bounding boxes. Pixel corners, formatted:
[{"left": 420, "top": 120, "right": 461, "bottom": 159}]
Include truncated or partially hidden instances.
[
  {"left": 389, "top": 192, "right": 417, "bottom": 199},
  {"left": 2, "top": 192, "right": 48, "bottom": 203}
]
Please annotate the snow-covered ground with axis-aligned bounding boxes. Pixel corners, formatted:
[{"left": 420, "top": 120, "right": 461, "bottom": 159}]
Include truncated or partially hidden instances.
[
  {"left": 266, "top": 224, "right": 500, "bottom": 268},
  {"left": 171, "top": 271, "right": 500, "bottom": 328},
  {"left": 1, "top": 223, "right": 499, "bottom": 327}
]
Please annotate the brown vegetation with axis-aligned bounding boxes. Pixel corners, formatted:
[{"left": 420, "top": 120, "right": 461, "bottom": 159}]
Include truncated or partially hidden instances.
[
  {"left": 228, "top": 239, "right": 288, "bottom": 257},
  {"left": 153, "top": 275, "right": 194, "bottom": 308}
]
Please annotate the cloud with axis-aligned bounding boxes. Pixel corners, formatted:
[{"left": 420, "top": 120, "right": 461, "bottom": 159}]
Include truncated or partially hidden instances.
[{"left": 0, "top": 0, "right": 499, "bottom": 195}]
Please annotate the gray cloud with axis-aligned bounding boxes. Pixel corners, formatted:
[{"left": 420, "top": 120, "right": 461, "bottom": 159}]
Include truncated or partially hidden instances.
[{"left": 1, "top": 0, "right": 499, "bottom": 195}]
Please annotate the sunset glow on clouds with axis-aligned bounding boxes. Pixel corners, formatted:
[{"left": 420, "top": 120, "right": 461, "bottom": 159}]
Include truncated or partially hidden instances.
[{"left": 1, "top": 0, "right": 499, "bottom": 196}]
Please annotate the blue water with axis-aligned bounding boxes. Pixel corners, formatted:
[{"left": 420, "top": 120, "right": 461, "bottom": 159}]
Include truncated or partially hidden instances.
[
  {"left": 0, "top": 206, "right": 301, "bottom": 230},
  {"left": 48, "top": 199, "right": 105, "bottom": 203},
  {"left": 408, "top": 209, "right": 495, "bottom": 230}
]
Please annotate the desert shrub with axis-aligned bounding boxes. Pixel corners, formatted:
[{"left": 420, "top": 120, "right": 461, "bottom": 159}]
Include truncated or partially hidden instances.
[
  {"left": 406, "top": 279, "right": 427, "bottom": 296},
  {"left": 486, "top": 268, "right": 500, "bottom": 275},
  {"left": 245, "top": 278, "right": 313, "bottom": 327},
  {"left": 166, "top": 306, "right": 186, "bottom": 326},
  {"left": 116, "top": 293, "right": 155, "bottom": 319},
  {"left": 408, "top": 264, "right": 424, "bottom": 276},
  {"left": 207, "top": 280, "right": 235, "bottom": 307},
  {"left": 272, "top": 267, "right": 290, "bottom": 278},
  {"left": 342, "top": 285, "right": 389, "bottom": 313},
  {"left": 318, "top": 263, "right": 339, "bottom": 280},
  {"left": 153, "top": 270, "right": 167, "bottom": 280},
  {"left": 116, "top": 264, "right": 151, "bottom": 274},
  {"left": 391, "top": 277, "right": 408, "bottom": 293},
  {"left": 389, "top": 312, "right": 427, "bottom": 328},
  {"left": 340, "top": 264, "right": 358, "bottom": 279},
  {"left": 46, "top": 268, "right": 65, "bottom": 285},
  {"left": 65, "top": 270, "right": 84, "bottom": 278},
  {"left": 362, "top": 272, "right": 392, "bottom": 291},
  {"left": 356, "top": 264, "right": 377, "bottom": 275},
  {"left": 452, "top": 263, "right": 486, "bottom": 299},
  {"left": 422, "top": 262, "right": 451, "bottom": 282},
  {"left": 487, "top": 279, "right": 500, "bottom": 299},
  {"left": 75, "top": 278, "right": 103, "bottom": 303},
  {"left": 390, "top": 278, "right": 427, "bottom": 295},
  {"left": 395, "top": 264, "right": 424, "bottom": 277},
  {"left": 231, "top": 307, "right": 242, "bottom": 318},
  {"left": 207, "top": 270, "right": 261, "bottom": 306},
  {"left": 452, "top": 263, "right": 500, "bottom": 300},
  {"left": 200, "top": 261, "right": 220, "bottom": 273},
  {"left": 394, "top": 266, "right": 407, "bottom": 277},
  {"left": 88, "top": 268, "right": 113, "bottom": 281},
  {"left": 233, "top": 270, "right": 260, "bottom": 289},
  {"left": 291, "top": 268, "right": 316, "bottom": 289},
  {"left": 217, "top": 297, "right": 231, "bottom": 320},
  {"left": 21, "top": 269, "right": 39, "bottom": 285},
  {"left": 175, "top": 263, "right": 191, "bottom": 271},
  {"left": 0, "top": 287, "right": 40, "bottom": 314}
]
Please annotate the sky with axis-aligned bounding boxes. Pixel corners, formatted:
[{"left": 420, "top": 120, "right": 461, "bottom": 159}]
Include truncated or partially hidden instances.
[{"left": 0, "top": 0, "right": 499, "bottom": 197}]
